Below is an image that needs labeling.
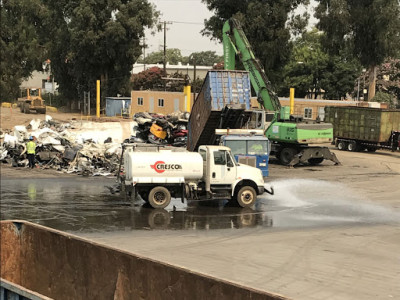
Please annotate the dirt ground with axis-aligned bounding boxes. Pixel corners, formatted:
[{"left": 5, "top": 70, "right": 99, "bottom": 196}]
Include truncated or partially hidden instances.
[{"left": 2, "top": 108, "right": 400, "bottom": 299}]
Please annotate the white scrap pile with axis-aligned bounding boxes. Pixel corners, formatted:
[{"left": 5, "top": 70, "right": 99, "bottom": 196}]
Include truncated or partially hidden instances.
[{"left": 0, "top": 116, "right": 122, "bottom": 176}]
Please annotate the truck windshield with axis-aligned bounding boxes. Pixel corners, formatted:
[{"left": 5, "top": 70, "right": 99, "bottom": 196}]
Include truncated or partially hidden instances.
[
  {"left": 30, "top": 89, "right": 39, "bottom": 96},
  {"left": 224, "top": 140, "right": 246, "bottom": 156},
  {"left": 248, "top": 140, "right": 269, "bottom": 155}
]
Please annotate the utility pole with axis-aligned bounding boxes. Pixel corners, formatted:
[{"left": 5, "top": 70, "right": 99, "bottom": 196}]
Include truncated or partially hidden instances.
[
  {"left": 142, "top": 36, "right": 146, "bottom": 71},
  {"left": 163, "top": 21, "right": 167, "bottom": 77},
  {"left": 192, "top": 58, "right": 197, "bottom": 102}
]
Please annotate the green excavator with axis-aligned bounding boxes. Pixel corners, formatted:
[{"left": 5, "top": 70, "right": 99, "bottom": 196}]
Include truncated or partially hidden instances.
[{"left": 222, "top": 18, "right": 340, "bottom": 166}]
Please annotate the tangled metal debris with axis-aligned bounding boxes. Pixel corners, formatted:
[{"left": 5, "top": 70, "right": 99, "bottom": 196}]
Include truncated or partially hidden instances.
[
  {"left": 1, "top": 111, "right": 190, "bottom": 176},
  {"left": 126, "top": 111, "right": 189, "bottom": 147}
]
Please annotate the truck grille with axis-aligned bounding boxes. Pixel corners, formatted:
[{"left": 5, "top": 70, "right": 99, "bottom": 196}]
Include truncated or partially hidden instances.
[
  {"left": 32, "top": 99, "right": 42, "bottom": 106},
  {"left": 238, "top": 156, "right": 256, "bottom": 168}
]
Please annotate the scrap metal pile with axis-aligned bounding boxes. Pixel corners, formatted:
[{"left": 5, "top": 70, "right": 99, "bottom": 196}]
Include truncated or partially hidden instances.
[
  {"left": 126, "top": 111, "right": 189, "bottom": 147},
  {"left": 0, "top": 116, "right": 122, "bottom": 176},
  {"left": 0, "top": 111, "right": 190, "bottom": 176}
]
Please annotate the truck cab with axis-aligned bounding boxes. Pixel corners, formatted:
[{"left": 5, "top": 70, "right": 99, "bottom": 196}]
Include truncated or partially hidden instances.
[{"left": 219, "top": 135, "right": 270, "bottom": 177}]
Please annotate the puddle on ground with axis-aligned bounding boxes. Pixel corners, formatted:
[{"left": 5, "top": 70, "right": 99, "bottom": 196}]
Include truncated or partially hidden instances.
[{"left": 1, "top": 177, "right": 399, "bottom": 233}]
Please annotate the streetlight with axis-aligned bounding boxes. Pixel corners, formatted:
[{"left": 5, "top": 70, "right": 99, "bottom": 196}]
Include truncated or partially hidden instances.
[{"left": 357, "top": 68, "right": 367, "bottom": 101}]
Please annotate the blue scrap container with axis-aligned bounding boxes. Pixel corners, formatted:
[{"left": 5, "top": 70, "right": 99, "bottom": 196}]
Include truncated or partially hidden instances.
[
  {"left": 105, "top": 97, "right": 131, "bottom": 117},
  {"left": 187, "top": 70, "right": 252, "bottom": 151}
]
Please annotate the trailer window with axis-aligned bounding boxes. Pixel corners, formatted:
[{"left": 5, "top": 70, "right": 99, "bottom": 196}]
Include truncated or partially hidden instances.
[
  {"left": 213, "top": 151, "right": 226, "bottom": 165},
  {"left": 137, "top": 97, "right": 143, "bottom": 106},
  {"left": 224, "top": 140, "right": 246, "bottom": 156}
]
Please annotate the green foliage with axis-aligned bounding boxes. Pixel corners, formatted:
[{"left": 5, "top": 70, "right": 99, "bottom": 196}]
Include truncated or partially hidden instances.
[
  {"left": 283, "top": 29, "right": 360, "bottom": 99},
  {"left": 320, "top": 53, "right": 361, "bottom": 99},
  {"left": 315, "top": 0, "right": 400, "bottom": 67},
  {"left": 0, "top": 0, "right": 46, "bottom": 101},
  {"left": 372, "top": 92, "right": 395, "bottom": 108},
  {"left": 138, "top": 48, "right": 185, "bottom": 65},
  {"left": 40, "top": 0, "right": 159, "bottom": 100},
  {"left": 283, "top": 29, "right": 329, "bottom": 97},
  {"left": 376, "top": 58, "right": 400, "bottom": 103},
  {"left": 188, "top": 51, "right": 223, "bottom": 66},
  {"left": 315, "top": 0, "right": 400, "bottom": 100},
  {"left": 201, "top": 0, "right": 310, "bottom": 89}
]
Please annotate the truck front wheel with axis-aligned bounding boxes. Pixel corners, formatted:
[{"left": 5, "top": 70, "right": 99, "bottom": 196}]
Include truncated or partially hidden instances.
[
  {"left": 236, "top": 186, "right": 256, "bottom": 208},
  {"left": 148, "top": 186, "right": 171, "bottom": 209}
]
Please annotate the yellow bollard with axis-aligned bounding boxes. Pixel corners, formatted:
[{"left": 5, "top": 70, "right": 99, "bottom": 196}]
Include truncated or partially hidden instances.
[{"left": 289, "top": 88, "right": 295, "bottom": 115}]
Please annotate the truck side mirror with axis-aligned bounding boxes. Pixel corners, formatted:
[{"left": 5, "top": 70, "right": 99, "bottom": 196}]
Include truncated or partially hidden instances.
[{"left": 227, "top": 160, "right": 234, "bottom": 168}]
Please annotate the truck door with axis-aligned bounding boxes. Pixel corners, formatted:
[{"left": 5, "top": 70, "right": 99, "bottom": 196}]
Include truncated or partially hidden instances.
[{"left": 210, "top": 150, "right": 236, "bottom": 185}]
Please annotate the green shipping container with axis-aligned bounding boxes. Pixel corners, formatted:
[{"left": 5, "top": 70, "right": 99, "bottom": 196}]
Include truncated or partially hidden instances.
[{"left": 325, "top": 106, "right": 400, "bottom": 143}]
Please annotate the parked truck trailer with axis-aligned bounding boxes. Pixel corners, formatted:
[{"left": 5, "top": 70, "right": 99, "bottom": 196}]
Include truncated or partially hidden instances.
[{"left": 325, "top": 106, "right": 400, "bottom": 152}]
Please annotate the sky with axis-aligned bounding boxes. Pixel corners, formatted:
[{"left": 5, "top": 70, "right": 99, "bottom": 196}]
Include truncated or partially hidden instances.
[{"left": 145, "top": 0, "right": 318, "bottom": 58}]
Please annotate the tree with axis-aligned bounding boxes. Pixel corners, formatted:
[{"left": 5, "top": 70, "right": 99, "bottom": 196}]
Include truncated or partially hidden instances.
[
  {"left": 188, "top": 51, "right": 223, "bottom": 66},
  {"left": 138, "top": 48, "right": 185, "bottom": 65},
  {"left": 40, "top": 0, "right": 159, "bottom": 101},
  {"left": 376, "top": 58, "right": 400, "bottom": 103},
  {"left": 283, "top": 29, "right": 361, "bottom": 99},
  {"left": 283, "top": 29, "right": 329, "bottom": 98},
  {"left": 131, "top": 67, "right": 163, "bottom": 90},
  {"left": 315, "top": 0, "right": 400, "bottom": 100},
  {"left": 201, "top": 0, "right": 310, "bottom": 90},
  {"left": 0, "top": 0, "right": 46, "bottom": 101}
]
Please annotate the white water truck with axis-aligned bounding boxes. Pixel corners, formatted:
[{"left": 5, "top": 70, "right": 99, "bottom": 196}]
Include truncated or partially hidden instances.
[{"left": 118, "top": 144, "right": 274, "bottom": 208}]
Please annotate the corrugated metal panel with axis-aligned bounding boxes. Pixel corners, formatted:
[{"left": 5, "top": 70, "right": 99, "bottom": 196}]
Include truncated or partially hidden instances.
[
  {"left": 325, "top": 106, "right": 400, "bottom": 142},
  {"left": 188, "top": 71, "right": 252, "bottom": 151}
]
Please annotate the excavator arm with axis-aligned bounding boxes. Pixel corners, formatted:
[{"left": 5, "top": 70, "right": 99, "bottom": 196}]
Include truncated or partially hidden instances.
[{"left": 222, "top": 18, "right": 281, "bottom": 113}]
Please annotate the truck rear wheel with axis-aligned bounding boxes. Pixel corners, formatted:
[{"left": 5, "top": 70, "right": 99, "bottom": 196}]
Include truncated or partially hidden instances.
[
  {"left": 347, "top": 141, "right": 358, "bottom": 152},
  {"left": 337, "top": 141, "right": 346, "bottom": 151},
  {"left": 279, "top": 148, "right": 297, "bottom": 165},
  {"left": 148, "top": 186, "right": 171, "bottom": 209},
  {"left": 236, "top": 186, "right": 256, "bottom": 208}
]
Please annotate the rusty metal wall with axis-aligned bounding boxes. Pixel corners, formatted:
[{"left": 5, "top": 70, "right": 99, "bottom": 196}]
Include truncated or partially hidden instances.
[{"left": 1, "top": 221, "right": 288, "bottom": 300}]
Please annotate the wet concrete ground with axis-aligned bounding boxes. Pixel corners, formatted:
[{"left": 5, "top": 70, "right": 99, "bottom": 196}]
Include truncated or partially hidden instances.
[{"left": 1, "top": 176, "right": 398, "bottom": 233}]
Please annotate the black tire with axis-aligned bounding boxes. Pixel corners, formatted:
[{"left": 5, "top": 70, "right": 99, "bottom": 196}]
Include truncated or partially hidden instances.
[
  {"left": 347, "top": 141, "right": 358, "bottom": 152},
  {"left": 148, "top": 186, "right": 171, "bottom": 209},
  {"left": 235, "top": 186, "right": 256, "bottom": 208},
  {"left": 308, "top": 157, "right": 324, "bottom": 165},
  {"left": 20, "top": 104, "right": 24, "bottom": 112},
  {"left": 279, "top": 147, "right": 297, "bottom": 165},
  {"left": 337, "top": 141, "right": 347, "bottom": 151},
  {"left": 24, "top": 103, "right": 30, "bottom": 114}
]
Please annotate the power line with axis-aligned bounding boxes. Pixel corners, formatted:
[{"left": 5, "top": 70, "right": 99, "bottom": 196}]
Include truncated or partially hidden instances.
[{"left": 168, "top": 20, "right": 204, "bottom": 25}]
